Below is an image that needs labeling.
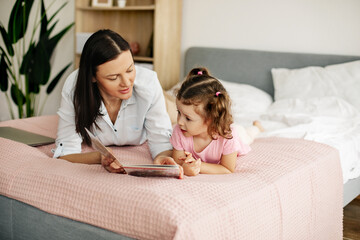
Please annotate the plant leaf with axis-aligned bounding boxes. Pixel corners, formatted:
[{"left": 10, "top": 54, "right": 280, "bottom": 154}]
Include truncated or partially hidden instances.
[
  {"left": 45, "top": 22, "right": 74, "bottom": 56},
  {"left": 46, "top": 63, "right": 71, "bottom": 94},
  {"left": 40, "top": 0, "right": 48, "bottom": 37},
  {"left": 0, "top": 24, "right": 14, "bottom": 56},
  {"left": 29, "top": 81, "right": 40, "bottom": 94},
  {"left": 0, "top": 54, "right": 9, "bottom": 92},
  {"left": 8, "top": 0, "right": 34, "bottom": 43},
  {"left": 19, "top": 43, "right": 35, "bottom": 74},
  {"left": 46, "top": 20, "right": 59, "bottom": 38},
  {"left": 28, "top": 40, "right": 51, "bottom": 87},
  {"left": 19, "top": 40, "right": 50, "bottom": 92},
  {"left": 10, "top": 84, "right": 25, "bottom": 106},
  {"left": 47, "top": 2, "right": 67, "bottom": 25},
  {"left": 0, "top": 46, "right": 12, "bottom": 67}
]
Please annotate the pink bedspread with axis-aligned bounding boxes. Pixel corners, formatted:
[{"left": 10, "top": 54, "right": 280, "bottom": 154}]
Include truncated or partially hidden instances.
[{"left": 0, "top": 115, "right": 343, "bottom": 239}]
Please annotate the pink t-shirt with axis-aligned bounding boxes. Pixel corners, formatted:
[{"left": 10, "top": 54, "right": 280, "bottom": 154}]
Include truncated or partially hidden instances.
[{"left": 170, "top": 124, "right": 251, "bottom": 164}]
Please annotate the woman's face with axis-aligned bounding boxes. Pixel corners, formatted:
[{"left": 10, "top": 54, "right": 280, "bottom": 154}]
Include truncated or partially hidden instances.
[{"left": 95, "top": 50, "right": 136, "bottom": 101}]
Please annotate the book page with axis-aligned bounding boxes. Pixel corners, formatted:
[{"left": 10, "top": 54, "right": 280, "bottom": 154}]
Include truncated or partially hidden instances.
[
  {"left": 85, "top": 128, "right": 124, "bottom": 170},
  {"left": 85, "top": 128, "right": 183, "bottom": 179}
]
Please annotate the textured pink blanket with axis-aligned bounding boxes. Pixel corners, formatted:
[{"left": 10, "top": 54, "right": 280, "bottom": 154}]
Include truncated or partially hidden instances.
[{"left": 0, "top": 115, "right": 343, "bottom": 239}]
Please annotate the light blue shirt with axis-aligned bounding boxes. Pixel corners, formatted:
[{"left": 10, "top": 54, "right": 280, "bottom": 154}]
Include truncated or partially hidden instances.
[{"left": 53, "top": 66, "right": 173, "bottom": 159}]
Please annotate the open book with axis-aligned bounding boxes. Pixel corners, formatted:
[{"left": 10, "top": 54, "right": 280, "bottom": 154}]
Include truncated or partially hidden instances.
[{"left": 85, "top": 128, "right": 183, "bottom": 179}]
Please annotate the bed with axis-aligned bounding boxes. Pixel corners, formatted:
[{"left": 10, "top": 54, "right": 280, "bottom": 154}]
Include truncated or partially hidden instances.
[
  {"left": 0, "top": 47, "right": 359, "bottom": 240},
  {"left": 183, "top": 47, "right": 360, "bottom": 207}
]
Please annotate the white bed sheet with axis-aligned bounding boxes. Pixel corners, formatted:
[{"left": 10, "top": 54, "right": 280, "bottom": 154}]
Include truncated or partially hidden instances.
[{"left": 234, "top": 96, "right": 360, "bottom": 184}]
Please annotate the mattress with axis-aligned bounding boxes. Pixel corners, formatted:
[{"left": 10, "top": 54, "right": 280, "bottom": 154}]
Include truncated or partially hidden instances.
[{"left": 0, "top": 115, "right": 343, "bottom": 239}]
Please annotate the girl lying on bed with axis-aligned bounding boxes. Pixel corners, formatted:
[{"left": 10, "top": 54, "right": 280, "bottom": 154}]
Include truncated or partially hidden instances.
[{"left": 171, "top": 67, "right": 264, "bottom": 176}]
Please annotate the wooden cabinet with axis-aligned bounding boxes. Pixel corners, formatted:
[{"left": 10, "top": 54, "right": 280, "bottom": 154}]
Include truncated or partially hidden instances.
[{"left": 75, "top": 0, "right": 182, "bottom": 90}]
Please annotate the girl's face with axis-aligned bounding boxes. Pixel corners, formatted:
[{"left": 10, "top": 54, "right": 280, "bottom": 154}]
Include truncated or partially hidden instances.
[
  {"left": 95, "top": 50, "right": 136, "bottom": 101},
  {"left": 176, "top": 99, "right": 210, "bottom": 139}
]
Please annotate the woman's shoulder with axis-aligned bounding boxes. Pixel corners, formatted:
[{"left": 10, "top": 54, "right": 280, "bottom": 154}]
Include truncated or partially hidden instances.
[
  {"left": 135, "top": 65, "right": 158, "bottom": 84},
  {"left": 134, "top": 65, "right": 161, "bottom": 97},
  {"left": 62, "top": 69, "right": 79, "bottom": 94}
]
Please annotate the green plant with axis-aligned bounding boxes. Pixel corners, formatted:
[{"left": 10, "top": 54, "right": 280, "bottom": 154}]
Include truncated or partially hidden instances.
[{"left": 0, "top": 0, "right": 74, "bottom": 119}]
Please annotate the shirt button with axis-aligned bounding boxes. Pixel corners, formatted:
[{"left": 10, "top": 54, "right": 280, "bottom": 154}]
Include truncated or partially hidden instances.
[{"left": 114, "top": 129, "right": 117, "bottom": 132}]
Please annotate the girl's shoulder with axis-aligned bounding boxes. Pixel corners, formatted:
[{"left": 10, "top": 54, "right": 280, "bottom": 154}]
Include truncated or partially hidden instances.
[{"left": 172, "top": 124, "right": 184, "bottom": 137}]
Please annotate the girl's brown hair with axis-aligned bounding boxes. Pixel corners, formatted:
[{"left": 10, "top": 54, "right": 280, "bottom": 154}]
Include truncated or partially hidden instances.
[{"left": 176, "top": 67, "right": 233, "bottom": 139}]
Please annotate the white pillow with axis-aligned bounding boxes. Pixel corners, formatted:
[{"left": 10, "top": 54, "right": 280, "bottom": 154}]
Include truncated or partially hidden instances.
[
  {"left": 219, "top": 80, "right": 273, "bottom": 114},
  {"left": 167, "top": 79, "right": 273, "bottom": 114},
  {"left": 267, "top": 96, "right": 359, "bottom": 118},
  {"left": 271, "top": 60, "right": 360, "bottom": 109}
]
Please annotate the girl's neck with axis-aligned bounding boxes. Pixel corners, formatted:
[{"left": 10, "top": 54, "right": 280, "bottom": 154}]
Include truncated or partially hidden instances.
[
  {"left": 193, "top": 131, "right": 211, "bottom": 141},
  {"left": 193, "top": 132, "right": 212, "bottom": 153}
]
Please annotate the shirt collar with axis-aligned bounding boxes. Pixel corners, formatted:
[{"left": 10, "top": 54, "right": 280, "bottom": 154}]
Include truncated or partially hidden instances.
[
  {"left": 99, "top": 91, "right": 136, "bottom": 114},
  {"left": 121, "top": 92, "right": 136, "bottom": 108}
]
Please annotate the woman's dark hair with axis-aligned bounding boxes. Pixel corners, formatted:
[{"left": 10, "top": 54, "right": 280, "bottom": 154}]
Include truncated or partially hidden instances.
[
  {"left": 176, "top": 67, "right": 233, "bottom": 139},
  {"left": 74, "top": 29, "right": 132, "bottom": 145}
]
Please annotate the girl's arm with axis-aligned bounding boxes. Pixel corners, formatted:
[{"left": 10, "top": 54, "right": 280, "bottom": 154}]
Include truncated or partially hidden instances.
[
  {"left": 173, "top": 150, "right": 201, "bottom": 176},
  {"left": 200, "top": 152, "right": 237, "bottom": 174},
  {"left": 171, "top": 148, "right": 187, "bottom": 165}
]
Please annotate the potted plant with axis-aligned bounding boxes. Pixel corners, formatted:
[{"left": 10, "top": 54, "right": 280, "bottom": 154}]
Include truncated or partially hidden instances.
[{"left": 0, "top": 0, "right": 74, "bottom": 119}]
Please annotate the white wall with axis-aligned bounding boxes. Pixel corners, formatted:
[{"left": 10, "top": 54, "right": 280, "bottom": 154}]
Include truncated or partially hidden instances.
[
  {"left": 0, "top": 0, "right": 74, "bottom": 121},
  {"left": 1, "top": 0, "right": 360, "bottom": 121},
  {"left": 181, "top": 0, "right": 360, "bottom": 77}
]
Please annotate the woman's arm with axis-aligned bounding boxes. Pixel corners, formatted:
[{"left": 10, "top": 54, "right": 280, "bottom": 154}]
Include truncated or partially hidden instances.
[
  {"left": 59, "top": 151, "right": 101, "bottom": 164},
  {"left": 60, "top": 148, "right": 125, "bottom": 173},
  {"left": 143, "top": 71, "right": 174, "bottom": 160},
  {"left": 200, "top": 152, "right": 237, "bottom": 174},
  {"left": 54, "top": 70, "right": 83, "bottom": 159},
  {"left": 153, "top": 150, "right": 177, "bottom": 165}
]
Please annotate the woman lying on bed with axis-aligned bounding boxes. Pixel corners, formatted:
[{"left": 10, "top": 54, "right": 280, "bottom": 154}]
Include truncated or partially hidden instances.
[{"left": 53, "top": 29, "right": 176, "bottom": 172}]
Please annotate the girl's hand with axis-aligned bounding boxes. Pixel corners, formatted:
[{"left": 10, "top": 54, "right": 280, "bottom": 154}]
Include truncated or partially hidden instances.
[
  {"left": 101, "top": 148, "right": 126, "bottom": 173},
  {"left": 178, "top": 151, "right": 195, "bottom": 164},
  {"left": 180, "top": 152, "right": 201, "bottom": 176}
]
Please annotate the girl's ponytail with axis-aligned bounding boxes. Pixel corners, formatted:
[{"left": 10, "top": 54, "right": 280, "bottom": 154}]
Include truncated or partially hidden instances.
[{"left": 186, "top": 67, "right": 210, "bottom": 78}]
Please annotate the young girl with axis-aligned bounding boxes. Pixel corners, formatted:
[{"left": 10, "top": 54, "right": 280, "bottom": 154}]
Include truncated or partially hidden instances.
[{"left": 170, "top": 67, "right": 264, "bottom": 176}]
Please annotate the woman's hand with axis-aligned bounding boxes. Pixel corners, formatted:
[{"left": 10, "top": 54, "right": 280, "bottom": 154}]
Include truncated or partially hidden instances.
[
  {"left": 154, "top": 153, "right": 178, "bottom": 165},
  {"left": 179, "top": 152, "right": 201, "bottom": 176},
  {"left": 154, "top": 153, "right": 184, "bottom": 179},
  {"left": 101, "top": 148, "right": 126, "bottom": 173}
]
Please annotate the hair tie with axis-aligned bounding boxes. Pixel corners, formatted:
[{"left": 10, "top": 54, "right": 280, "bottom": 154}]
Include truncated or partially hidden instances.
[
  {"left": 197, "top": 71, "right": 203, "bottom": 75},
  {"left": 215, "top": 91, "right": 221, "bottom": 97}
]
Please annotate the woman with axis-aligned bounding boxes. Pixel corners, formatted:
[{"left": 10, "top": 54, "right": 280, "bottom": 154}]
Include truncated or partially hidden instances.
[{"left": 53, "top": 29, "right": 175, "bottom": 172}]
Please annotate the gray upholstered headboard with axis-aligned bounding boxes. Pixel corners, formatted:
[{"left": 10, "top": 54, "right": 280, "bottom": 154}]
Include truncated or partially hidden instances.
[{"left": 184, "top": 47, "right": 360, "bottom": 97}]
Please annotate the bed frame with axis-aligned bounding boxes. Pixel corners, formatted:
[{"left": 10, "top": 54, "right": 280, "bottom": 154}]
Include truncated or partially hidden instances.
[
  {"left": 184, "top": 47, "right": 360, "bottom": 207},
  {"left": 1, "top": 47, "right": 359, "bottom": 240}
]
